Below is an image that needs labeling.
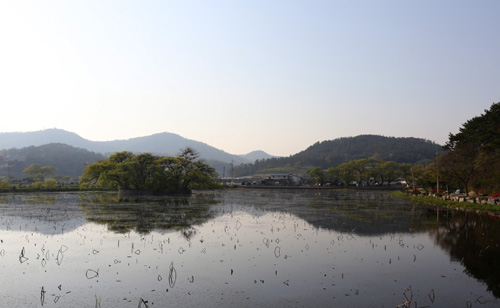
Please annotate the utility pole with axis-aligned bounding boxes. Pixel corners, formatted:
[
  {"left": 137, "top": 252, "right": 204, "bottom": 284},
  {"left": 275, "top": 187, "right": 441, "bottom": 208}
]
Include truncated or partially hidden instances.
[
  {"left": 230, "top": 160, "right": 234, "bottom": 186},
  {"left": 436, "top": 150, "right": 439, "bottom": 193},
  {"left": 222, "top": 165, "right": 226, "bottom": 186},
  {"left": 411, "top": 164, "right": 415, "bottom": 191}
]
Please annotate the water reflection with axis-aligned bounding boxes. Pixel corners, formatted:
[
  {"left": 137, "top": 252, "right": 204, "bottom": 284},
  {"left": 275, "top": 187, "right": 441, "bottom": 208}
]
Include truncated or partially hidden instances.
[
  {"left": 0, "top": 190, "right": 498, "bottom": 307},
  {"left": 220, "top": 190, "right": 436, "bottom": 235},
  {"left": 78, "top": 192, "right": 220, "bottom": 235},
  {"left": 427, "top": 210, "right": 500, "bottom": 298}
]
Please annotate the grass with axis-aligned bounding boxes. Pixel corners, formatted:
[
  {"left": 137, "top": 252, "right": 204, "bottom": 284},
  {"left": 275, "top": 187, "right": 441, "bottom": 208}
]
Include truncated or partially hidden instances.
[
  {"left": 392, "top": 191, "right": 500, "bottom": 214},
  {"left": 0, "top": 185, "right": 104, "bottom": 194}
]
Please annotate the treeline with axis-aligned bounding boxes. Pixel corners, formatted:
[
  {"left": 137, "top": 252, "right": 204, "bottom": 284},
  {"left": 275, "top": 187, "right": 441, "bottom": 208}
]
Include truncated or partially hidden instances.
[
  {"left": 234, "top": 135, "right": 442, "bottom": 176},
  {"left": 309, "top": 102, "right": 500, "bottom": 195},
  {"left": 440, "top": 102, "right": 500, "bottom": 194},
  {"left": 0, "top": 143, "right": 105, "bottom": 179},
  {"left": 306, "top": 158, "right": 450, "bottom": 194},
  {"left": 307, "top": 159, "right": 413, "bottom": 187}
]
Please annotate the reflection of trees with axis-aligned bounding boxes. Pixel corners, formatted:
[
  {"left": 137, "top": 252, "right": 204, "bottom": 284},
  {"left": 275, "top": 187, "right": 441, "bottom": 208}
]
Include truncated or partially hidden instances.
[
  {"left": 227, "top": 189, "right": 500, "bottom": 297},
  {"left": 1, "top": 193, "right": 60, "bottom": 206},
  {"left": 229, "top": 190, "right": 436, "bottom": 235},
  {"left": 427, "top": 211, "right": 500, "bottom": 298},
  {"left": 299, "top": 192, "right": 444, "bottom": 235},
  {"left": 0, "top": 195, "right": 13, "bottom": 204},
  {"left": 78, "top": 192, "right": 219, "bottom": 235},
  {"left": 27, "top": 195, "right": 57, "bottom": 205}
]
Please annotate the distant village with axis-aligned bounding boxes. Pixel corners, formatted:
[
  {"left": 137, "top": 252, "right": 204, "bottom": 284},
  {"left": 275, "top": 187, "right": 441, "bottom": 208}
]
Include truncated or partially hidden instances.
[{"left": 219, "top": 174, "right": 407, "bottom": 188}]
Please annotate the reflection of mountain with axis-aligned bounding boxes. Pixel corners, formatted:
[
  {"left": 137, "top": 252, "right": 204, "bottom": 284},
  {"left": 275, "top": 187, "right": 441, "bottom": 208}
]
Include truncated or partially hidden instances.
[
  {"left": 0, "top": 192, "right": 87, "bottom": 234},
  {"left": 426, "top": 211, "right": 500, "bottom": 298},
  {"left": 78, "top": 192, "right": 220, "bottom": 235},
  {"left": 221, "top": 189, "right": 436, "bottom": 235},
  {"left": 2, "top": 189, "right": 500, "bottom": 299},
  {"left": 220, "top": 190, "right": 500, "bottom": 299}
]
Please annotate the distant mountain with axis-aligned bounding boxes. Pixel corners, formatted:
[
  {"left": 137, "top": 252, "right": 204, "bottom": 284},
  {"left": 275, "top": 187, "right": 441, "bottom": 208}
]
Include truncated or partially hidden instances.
[
  {"left": 235, "top": 135, "right": 444, "bottom": 176},
  {"left": 238, "top": 150, "right": 277, "bottom": 162},
  {"left": 0, "top": 143, "right": 106, "bottom": 179},
  {"left": 0, "top": 129, "right": 250, "bottom": 165},
  {"left": 0, "top": 130, "right": 443, "bottom": 179},
  {"left": 0, "top": 129, "right": 89, "bottom": 150}
]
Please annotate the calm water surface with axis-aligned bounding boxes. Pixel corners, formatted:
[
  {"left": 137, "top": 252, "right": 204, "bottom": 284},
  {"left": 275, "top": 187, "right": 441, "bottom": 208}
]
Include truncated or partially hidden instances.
[{"left": 0, "top": 189, "right": 498, "bottom": 307}]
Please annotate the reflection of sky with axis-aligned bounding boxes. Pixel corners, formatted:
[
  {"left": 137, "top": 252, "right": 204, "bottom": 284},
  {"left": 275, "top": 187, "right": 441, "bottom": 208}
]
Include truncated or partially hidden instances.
[{"left": 0, "top": 204, "right": 498, "bottom": 307}]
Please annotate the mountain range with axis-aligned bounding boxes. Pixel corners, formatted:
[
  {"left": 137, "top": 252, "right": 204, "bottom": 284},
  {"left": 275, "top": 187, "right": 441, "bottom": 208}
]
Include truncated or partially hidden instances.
[
  {"left": 0, "top": 129, "right": 275, "bottom": 164},
  {"left": 234, "top": 135, "right": 444, "bottom": 176},
  {"left": 0, "top": 129, "right": 444, "bottom": 179}
]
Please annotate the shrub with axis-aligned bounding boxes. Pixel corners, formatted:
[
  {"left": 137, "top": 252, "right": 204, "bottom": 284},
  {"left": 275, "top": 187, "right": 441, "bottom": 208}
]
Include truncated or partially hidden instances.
[
  {"left": 44, "top": 179, "right": 57, "bottom": 189},
  {"left": 0, "top": 180, "right": 11, "bottom": 189}
]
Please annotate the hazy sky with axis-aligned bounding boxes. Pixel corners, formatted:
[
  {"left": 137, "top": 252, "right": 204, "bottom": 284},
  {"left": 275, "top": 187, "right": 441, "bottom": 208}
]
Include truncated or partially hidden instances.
[{"left": 1, "top": 1, "right": 499, "bottom": 156}]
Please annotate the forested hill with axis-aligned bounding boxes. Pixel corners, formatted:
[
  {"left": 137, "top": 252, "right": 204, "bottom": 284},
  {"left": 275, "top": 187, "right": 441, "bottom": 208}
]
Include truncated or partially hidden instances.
[
  {"left": 0, "top": 143, "right": 106, "bottom": 179},
  {"left": 235, "top": 135, "right": 443, "bottom": 175},
  {"left": 0, "top": 129, "right": 253, "bottom": 164}
]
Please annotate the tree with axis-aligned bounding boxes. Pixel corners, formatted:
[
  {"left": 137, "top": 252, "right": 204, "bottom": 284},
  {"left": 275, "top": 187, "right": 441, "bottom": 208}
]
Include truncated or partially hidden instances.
[
  {"left": 364, "top": 159, "right": 381, "bottom": 185},
  {"left": 352, "top": 159, "right": 370, "bottom": 185},
  {"left": 445, "top": 102, "right": 500, "bottom": 153},
  {"left": 378, "top": 161, "right": 400, "bottom": 186},
  {"left": 399, "top": 164, "right": 413, "bottom": 187},
  {"left": 44, "top": 179, "right": 57, "bottom": 189},
  {"left": 439, "top": 147, "right": 477, "bottom": 195},
  {"left": 337, "top": 162, "right": 357, "bottom": 186},
  {"left": 472, "top": 150, "right": 500, "bottom": 194},
  {"left": 0, "top": 180, "right": 10, "bottom": 189},
  {"left": 22, "top": 164, "right": 56, "bottom": 181},
  {"left": 308, "top": 167, "right": 326, "bottom": 185},
  {"left": 409, "top": 165, "right": 426, "bottom": 192},
  {"left": 326, "top": 167, "right": 341, "bottom": 185},
  {"left": 417, "top": 165, "right": 438, "bottom": 194},
  {"left": 443, "top": 102, "right": 500, "bottom": 194},
  {"left": 80, "top": 148, "right": 218, "bottom": 194}
]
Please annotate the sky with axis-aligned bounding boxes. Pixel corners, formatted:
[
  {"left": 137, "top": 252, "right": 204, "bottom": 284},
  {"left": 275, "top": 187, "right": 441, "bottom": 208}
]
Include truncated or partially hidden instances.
[{"left": 1, "top": 1, "right": 499, "bottom": 157}]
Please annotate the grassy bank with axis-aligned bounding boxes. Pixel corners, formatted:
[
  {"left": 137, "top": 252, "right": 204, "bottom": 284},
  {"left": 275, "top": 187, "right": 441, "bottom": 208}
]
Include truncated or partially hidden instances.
[
  {"left": 393, "top": 192, "right": 500, "bottom": 214},
  {"left": 0, "top": 186, "right": 105, "bottom": 194}
]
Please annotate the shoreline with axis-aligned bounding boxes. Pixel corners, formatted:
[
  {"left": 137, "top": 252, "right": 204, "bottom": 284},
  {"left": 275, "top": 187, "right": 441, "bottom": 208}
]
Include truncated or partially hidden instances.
[
  {"left": 236, "top": 185, "right": 402, "bottom": 191},
  {"left": 392, "top": 192, "right": 500, "bottom": 217}
]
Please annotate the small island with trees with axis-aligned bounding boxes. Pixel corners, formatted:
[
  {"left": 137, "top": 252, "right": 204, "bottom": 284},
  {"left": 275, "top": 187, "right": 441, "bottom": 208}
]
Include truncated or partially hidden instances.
[{"left": 79, "top": 147, "right": 219, "bottom": 195}]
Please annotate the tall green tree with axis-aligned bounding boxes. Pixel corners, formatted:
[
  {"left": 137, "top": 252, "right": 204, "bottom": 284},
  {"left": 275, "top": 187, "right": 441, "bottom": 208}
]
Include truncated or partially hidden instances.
[
  {"left": 443, "top": 102, "right": 500, "bottom": 194},
  {"left": 378, "top": 161, "right": 400, "bottom": 186},
  {"left": 308, "top": 167, "right": 326, "bottom": 185},
  {"left": 445, "top": 102, "right": 500, "bottom": 153},
  {"left": 439, "top": 147, "right": 477, "bottom": 194},
  {"left": 80, "top": 148, "right": 218, "bottom": 194},
  {"left": 22, "top": 164, "right": 56, "bottom": 181},
  {"left": 337, "top": 161, "right": 357, "bottom": 186},
  {"left": 326, "top": 167, "right": 341, "bottom": 185}
]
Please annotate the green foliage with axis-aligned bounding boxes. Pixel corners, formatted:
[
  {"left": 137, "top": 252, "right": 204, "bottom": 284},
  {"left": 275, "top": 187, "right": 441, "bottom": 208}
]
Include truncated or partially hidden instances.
[
  {"left": 393, "top": 192, "right": 500, "bottom": 213},
  {"left": 0, "top": 143, "right": 106, "bottom": 179},
  {"left": 334, "top": 161, "right": 357, "bottom": 185},
  {"left": 445, "top": 102, "right": 500, "bottom": 153},
  {"left": 28, "top": 179, "right": 58, "bottom": 190},
  {"left": 22, "top": 164, "right": 56, "bottom": 181},
  {"left": 44, "top": 178, "right": 57, "bottom": 189},
  {"left": 0, "top": 180, "right": 10, "bottom": 189},
  {"left": 417, "top": 167, "right": 437, "bottom": 194},
  {"left": 378, "top": 161, "right": 400, "bottom": 186},
  {"left": 80, "top": 148, "right": 219, "bottom": 194},
  {"left": 442, "top": 102, "right": 500, "bottom": 194},
  {"left": 325, "top": 159, "right": 405, "bottom": 187},
  {"left": 31, "top": 181, "right": 44, "bottom": 189},
  {"left": 308, "top": 167, "right": 326, "bottom": 185},
  {"left": 234, "top": 135, "right": 441, "bottom": 176}
]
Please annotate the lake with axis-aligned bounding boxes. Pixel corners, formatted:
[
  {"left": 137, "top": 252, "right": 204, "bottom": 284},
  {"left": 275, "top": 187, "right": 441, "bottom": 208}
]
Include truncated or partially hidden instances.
[{"left": 0, "top": 189, "right": 498, "bottom": 307}]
